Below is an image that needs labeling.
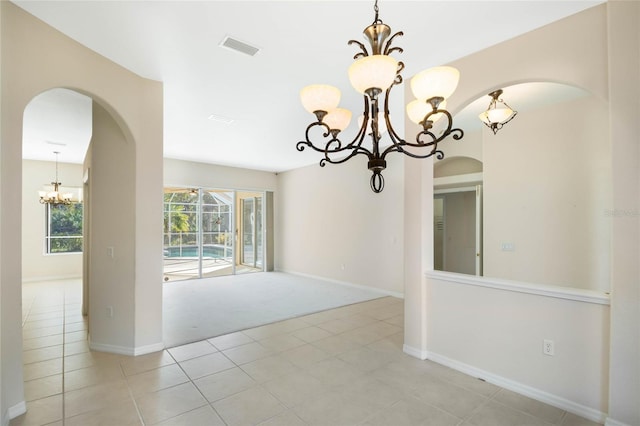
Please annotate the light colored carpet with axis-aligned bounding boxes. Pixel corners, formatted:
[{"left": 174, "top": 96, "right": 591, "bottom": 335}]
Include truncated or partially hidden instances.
[{"left": 162, "top": 271, "right": 387, "bottom": 348}]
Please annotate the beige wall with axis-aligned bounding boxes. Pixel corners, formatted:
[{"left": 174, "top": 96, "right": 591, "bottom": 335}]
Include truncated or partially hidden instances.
[
  {"left": 437, "top": 94, "right": 610, "bottom": 292},
  {"left": 277, "top": 154, "right": 405, "bottom": 296},
  {"left": 426, "top": 275, "right": 609, "bottom": 416},
  {"left": 0, "top": 1, "right": 5, "bottom": 422},
  {"left": 482, "top": 96, "right": 610, "bottom": 291},
  {"left": 84, "top": 102, "right": 137, "bottom": 351},
  {"left": 22, "top": 160, "right": 83, "bottom": 282},
  {"left": 1, "top": 2, "right": 164, "bottom": 419},
  {"left": 606, "top": 1, "right": 640, "bottom": 424},
  {"left": 164, "top": 158, "right": 277, "bottom": 192},
  {"left": 404, "top": 3, "right": 638, "bottom": 423}
]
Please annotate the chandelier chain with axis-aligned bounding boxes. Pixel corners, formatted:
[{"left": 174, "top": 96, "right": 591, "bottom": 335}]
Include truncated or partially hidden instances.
[
  {"left": 54, "top": 151, "right": 60, "bottom": 183},
  {"left": 373, "top": 0, "right": 381, "bottom": 24}
]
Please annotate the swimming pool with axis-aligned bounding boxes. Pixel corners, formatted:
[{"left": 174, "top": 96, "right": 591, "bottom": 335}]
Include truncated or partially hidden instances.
[{"left": 164, "top": 245, "right": 229, "bottom": 258}]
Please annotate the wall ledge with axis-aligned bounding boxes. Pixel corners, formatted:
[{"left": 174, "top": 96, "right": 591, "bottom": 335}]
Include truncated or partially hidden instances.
[
  {"left": 7, "top": 401, "right": 26, "bottom": 420},
  {"left": 425, "top": 270, "right": 610, "bottom": 305},
  {"left": 426, "top": 350, "right": 608, "bottom": 424},
  {"left": 22, "top": 274, "right": 82, "bottom": 284}
]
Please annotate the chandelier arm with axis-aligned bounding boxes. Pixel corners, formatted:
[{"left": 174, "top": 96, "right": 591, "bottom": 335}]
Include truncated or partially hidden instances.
[
  {"left": 401, "top": 147, "right": 446, "bottom": 160},
  {"left": 348, "top": 40, "right": 369, "bottom": 59},
  {"left": 320, "top": 147, "right": 371, "bottom": 167},
  {"left": 499, "top": 107, "right": 518, "bottom": 126},
  {"left": 381, "top": 108, "right": 464, "bottom": 158},
  {"left": 410, "top": 126, "right": 464, "bottom": 148},
  {"left": 383, "top": 31, "right": 403, "bottom": 55},
  {"left": 381, "top": 137, "right": 446, "bottom": 161},
  {"left": 296, "top": 125, "right": 351, "bottom": 156},
  {"left": 297, "top": 116, "right": 375, "bottom": 166},
  {"left": 296, "top": 122, "right": 336, "bottom": 154},
  {"left": 392, "top": 62, "right": 405, "bottom": 87}
]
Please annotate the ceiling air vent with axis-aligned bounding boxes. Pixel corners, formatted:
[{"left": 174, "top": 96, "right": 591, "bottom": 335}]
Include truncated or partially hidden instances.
[{"left": 219, "top": 36, "right": 260, "bottom": 57}]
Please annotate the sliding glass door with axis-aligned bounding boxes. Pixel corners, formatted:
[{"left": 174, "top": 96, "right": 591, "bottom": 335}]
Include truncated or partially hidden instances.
[
  {"left": 201, "top": 190, "right": 234, "bottom": 277},
  {"left": 239, "top": 194, "right": 263, "bottom": 271},
  {"left": 163, "top": 188, "right": 265, "bottom": 281},
  {"left": 163, "top": 188, "right": 200, "bottom": 281}
]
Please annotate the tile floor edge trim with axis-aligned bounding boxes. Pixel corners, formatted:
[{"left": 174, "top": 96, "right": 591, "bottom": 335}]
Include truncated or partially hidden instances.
[
  {"left": 426, "top": 350, "right": 608, "bottom": 424},
  {"left": 278, "top": 269, "right": 405, "bottom": 299},
  {"left": 7, "top": 401, "right": 26, "bottom": 421}
]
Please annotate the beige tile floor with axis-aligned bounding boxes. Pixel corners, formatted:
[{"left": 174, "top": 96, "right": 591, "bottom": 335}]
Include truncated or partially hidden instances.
[{"left": 12, "top": 279, "right": 602, "bottom": 426}]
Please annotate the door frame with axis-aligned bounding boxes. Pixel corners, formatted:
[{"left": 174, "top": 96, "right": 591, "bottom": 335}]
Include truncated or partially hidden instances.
[{"left": 434, "top": 185, "right": 483, "bottom": 276}]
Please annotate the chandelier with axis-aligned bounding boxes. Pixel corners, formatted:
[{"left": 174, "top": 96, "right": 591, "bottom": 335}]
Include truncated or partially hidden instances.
[
  {"left": 478, "top": 89, "right": 517, "bottom": 134},
  {"left": 296, "top": 0, "right": 463, "bottom": 193},
  {"left": 38, "top": 151, "right": 73, "bottom": 205}
]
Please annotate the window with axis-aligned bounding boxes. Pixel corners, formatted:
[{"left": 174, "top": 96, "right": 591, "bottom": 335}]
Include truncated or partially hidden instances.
[{"left": 45, "top": 203, "right": 83, "bottom": 254}]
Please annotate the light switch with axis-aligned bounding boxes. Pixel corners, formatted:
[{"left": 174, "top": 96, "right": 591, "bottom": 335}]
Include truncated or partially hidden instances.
[{"left": 501, "top": 242, "right": 515, "bottom": 251}]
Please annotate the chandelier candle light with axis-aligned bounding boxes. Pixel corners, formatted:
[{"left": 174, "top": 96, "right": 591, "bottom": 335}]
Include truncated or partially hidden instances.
[
  {"left": 38, "top": 151, "right": 73, "bottom": 205},
  {"left": 297, "top": 0, "right": 463, "bottom": 193}
]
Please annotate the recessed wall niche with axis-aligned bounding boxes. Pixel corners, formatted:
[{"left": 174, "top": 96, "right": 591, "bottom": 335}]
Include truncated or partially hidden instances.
[{"left": 434, "top": 82, "right": 610, "bottom": 293}]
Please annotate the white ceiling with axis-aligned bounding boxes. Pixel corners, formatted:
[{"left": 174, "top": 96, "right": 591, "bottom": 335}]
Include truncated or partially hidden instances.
[{"left": 16, "top": 0, "right": 602, "bottom": 170}]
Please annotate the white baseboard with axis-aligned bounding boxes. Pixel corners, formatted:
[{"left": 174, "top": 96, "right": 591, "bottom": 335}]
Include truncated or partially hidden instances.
[
  {"left": 403, "top": 344, "right": 428, "bottom": 360},
  {"left": 88, "top": 340, "right": 164, "bottom": 356},
  {"left": 8, "top": 401, "right": 26, "bottom": 420},
  {"left": 133, "top": 342, "right": 165, "bottom": 356},
  {"left": 421, "top": 350, "right": 607, "bottom": 424},
  {"left": 89, "top": 341, "right": 135, "bottom": 356},
  {"left": 277, "top": 269, "right": 404, "bottom": 299},
  {"left": 605, "top": 417, "right": 633, "bottom": 426}
]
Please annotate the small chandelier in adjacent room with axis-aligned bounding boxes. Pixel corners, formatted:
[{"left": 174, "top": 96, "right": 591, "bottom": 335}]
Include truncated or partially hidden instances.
[
  {"left": 38, "top": 151, "right": 73, "bottom": 205},
  {"left": 478, "top": 89, "right": 518, "bottom": 134},
  {"left": 296, "top": 0, "right": 463, "bottom": 193}
]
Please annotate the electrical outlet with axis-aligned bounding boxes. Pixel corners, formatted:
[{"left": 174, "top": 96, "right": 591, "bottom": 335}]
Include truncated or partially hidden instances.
[
  {"left": 106, "top": 306, "right": 114, "bottom": 318},
  {"left": 543, "top": 339, "right": 555, "bottom": 356}
]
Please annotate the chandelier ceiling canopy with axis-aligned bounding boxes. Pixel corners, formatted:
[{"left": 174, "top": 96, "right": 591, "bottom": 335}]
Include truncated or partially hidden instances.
[{"left": 296, "top": 0, "right": 464, "bottom": 193}]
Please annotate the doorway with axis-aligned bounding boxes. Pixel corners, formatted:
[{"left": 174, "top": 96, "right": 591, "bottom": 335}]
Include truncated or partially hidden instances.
[
  {"left": 434, "top": 185, "right": 483, "bottom": 276},
  {"left": 163, "top": 188, "right": 267, "bottom": 281},
  {"left": 238, "top": 192, "right": 263, "bottom": 273}
]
